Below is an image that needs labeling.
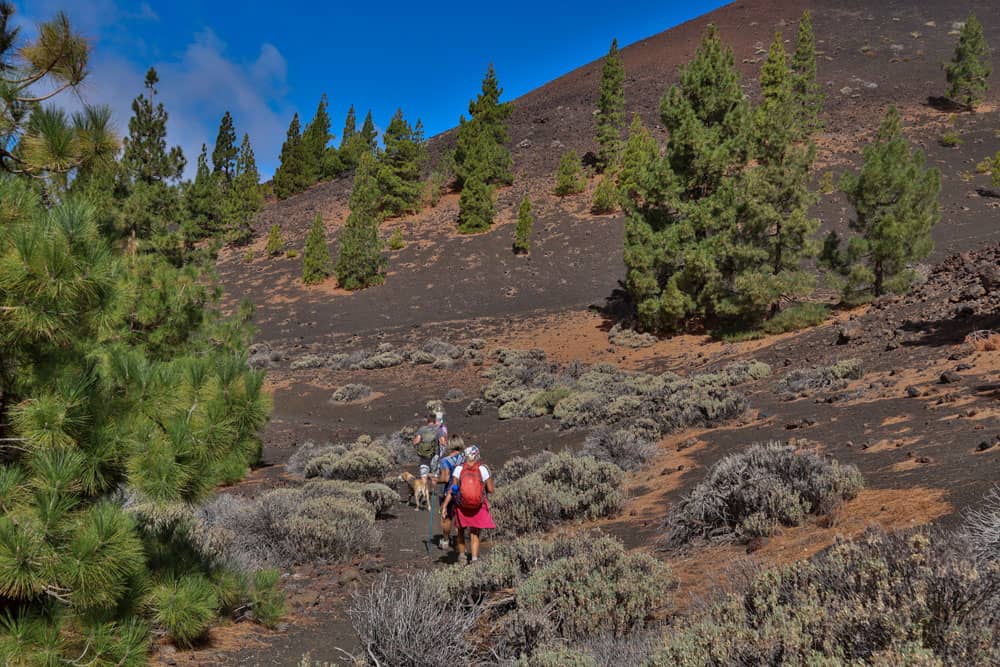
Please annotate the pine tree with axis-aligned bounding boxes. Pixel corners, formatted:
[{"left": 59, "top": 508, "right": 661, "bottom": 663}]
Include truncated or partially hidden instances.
[
  {"left": 376, "top": 108, "right": 426, "bottom": 217},
  {"left": 791, "top": 11, "right": 824, "bottom": 134},
  {"left": 618, "top": 114, "right": 663, "bottom": 212},
  {"left": 273, "top": 113, "right": 309, "bottom": 200},
  {"left": 554, "top": 150, "right": 586, "bottom": 196},
  {"left": 739, "top": 32, "right": 820, "bottom": 321},
  {"left": 335, "top": 153, "right": 386, "bottom": 289},
  {"left": 301, "top": 94, "right": 333, "bottom": 182},
  {"left": 338, "top": 105, "right": 366, "bottom": 170},
  {"left": 595, "top": 38, "right": 626, "bottom": 171},
  {"left": 360, "top": 110, "right": 378, "bottom": 153},
  {"left": 513, "top": 195, "right": 533, "bottom": 253},
  {"left": 945, "top": 13, "right": 991, "bottom": 109},
  {"left": 122, "top": 68, "right": 186, "bottom": 185},
  {"left": 342, "top": 105, "right": 358, "bottom": 145},
  {"left": 186, "top": 143, "right": 222, "bottom": 240},
  {"left": 212, "top": 111, "right": 237, "bottom": 181},
  {"left": 591, "top": 176, "right": 617, "bottom": 214},
  {"left": 224, "top": 133, "right": 263, "bottom": 245},
  {"left": 454, "top": 64, "right": 513, "bottom": 188},
  {"left": 119, "top": 67, "right": 186, "bottom": 247},
  {"left": 302, "top": 213, "right": 333, "bottom": 284},
  {"left": 265, "top": 224, "right": 285, "bottom": 256},
  {"left": 458, "top": 172, "right": 494, "bottom": 233},
  {"left": 624, "top": 25, "right": 752, "bottom": 331},
  {"left": 839, "top": 106, "right": 941, "bottom": 300}
]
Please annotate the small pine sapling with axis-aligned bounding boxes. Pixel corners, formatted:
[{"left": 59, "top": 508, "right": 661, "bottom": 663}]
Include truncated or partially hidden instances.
[
  {"left": 944, "top": 13, "right": 992, "bottom": 110},
  {"left": 265, "top": 224, "right": 285, "bottom": 256},
  {"left": 301, "top": 213, "right": 332, "bottom": 285},
  {"left": 554, "top": 150, "right": 586, "bottom": 196},
  {"left": 591, "top": 176, "right": 617, "bottom": 213},
  {"left": 513, "top": 195, "right": 533, "bottom": 254}
]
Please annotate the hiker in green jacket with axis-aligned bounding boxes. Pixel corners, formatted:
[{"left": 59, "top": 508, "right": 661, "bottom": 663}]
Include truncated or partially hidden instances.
[{"left": 413, "top": 412, "right": 442, "bottom": 481}]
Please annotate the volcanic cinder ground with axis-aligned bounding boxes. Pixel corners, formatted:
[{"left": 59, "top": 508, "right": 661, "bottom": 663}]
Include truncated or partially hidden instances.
[{"left": 155, "top": 0, "right": 1000, "bottom": 663}]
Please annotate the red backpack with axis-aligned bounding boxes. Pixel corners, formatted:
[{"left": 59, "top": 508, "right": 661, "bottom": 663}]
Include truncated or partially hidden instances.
[{"left": 458, "top": 461, "right": 485, "bottom": 511}]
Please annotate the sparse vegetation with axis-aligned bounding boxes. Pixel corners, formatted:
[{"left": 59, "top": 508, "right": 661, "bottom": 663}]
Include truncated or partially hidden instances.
[
  {"left": 554, "top": 150, "right": 586, "bottom": 196},
  {"left": 944, "top": 13, "right": 992, "bottom": 109},
  {"left": 482, "top": 350, "right": 767, "bottom": 437},
  {"left": 662, "top": 441, "right": 863, "bottom": 549}
]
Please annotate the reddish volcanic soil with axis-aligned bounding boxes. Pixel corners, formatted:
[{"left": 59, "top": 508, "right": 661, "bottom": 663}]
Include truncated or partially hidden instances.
[{"left": 162, "top": 1, "right": 1000, "bottom": 664}]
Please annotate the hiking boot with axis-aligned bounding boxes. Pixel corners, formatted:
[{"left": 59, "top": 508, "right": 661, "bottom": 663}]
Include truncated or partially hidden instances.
[{"left": 437, "top": 537, "right": 449, "bottom": 550}]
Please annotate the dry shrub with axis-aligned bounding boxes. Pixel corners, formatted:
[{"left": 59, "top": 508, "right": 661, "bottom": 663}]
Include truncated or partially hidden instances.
[
  {"left": 662, "top": 441, "right": 863, "bottom": 550},
  {"left": 962, "top": 485, "right": 1000, "bottom": 564},
  {"left": 490, "top": 452, "right": 625, "bottom": 535},
  {"left": 581, "top": 423, "right": 660, "bottom": 470},
  {"left": 190, "top": 480, "right": 391, "bottom": 572},
  {"left": 331, "top": 383, "right": 372, "bottom": 402},
  {"left": 286, "top": 438, "right": 393, "bottom": 482},
  {"left": 777, "top": 359, "right": 863, "bottom": 398},
  {"left": 348, "top": 572, "right": 481, "bottom": 667},
  {"left": 650, "top": 528, "right": 1000, "bottom": 665},
  {"left": 967, "top": 329, "right": 1000, "bottom": 352}
]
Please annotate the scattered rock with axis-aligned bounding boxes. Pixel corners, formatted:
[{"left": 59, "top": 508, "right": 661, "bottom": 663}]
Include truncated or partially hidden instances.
[
  {"left": 836, "top": 323, "right": 861, "bottom": 344},
  {"left": 939, "top": 371, "right": 962, "bottom": 384},
  {"left": 445, "top": 388, "right": 465, "bottom": 402},
  {"left": 977, "top": 441, "right": 995, "bottom": 452},
  {"left": 905, "top": 385, "right": 922, "bottom": 398}
]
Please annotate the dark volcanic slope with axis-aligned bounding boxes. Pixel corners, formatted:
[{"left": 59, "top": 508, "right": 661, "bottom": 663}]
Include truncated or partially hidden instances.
[{"left": 220, "top": 0, "right": 1000, "bottom": 349}]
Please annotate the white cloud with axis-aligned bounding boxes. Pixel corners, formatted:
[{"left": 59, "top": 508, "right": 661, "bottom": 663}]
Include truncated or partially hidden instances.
[{"left": 20, "top": 1, "right": 292, "bottom": 179}]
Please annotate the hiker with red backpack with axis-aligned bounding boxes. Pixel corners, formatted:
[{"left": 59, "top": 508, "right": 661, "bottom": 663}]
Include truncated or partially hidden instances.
[{"left": 440, "top": 445, "right": 495, "bottom": 564}]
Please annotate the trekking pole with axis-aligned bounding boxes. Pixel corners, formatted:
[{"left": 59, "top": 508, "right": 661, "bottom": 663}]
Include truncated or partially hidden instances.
[{"left": 425, "top": 492, "right": 436, "bottom": 554}]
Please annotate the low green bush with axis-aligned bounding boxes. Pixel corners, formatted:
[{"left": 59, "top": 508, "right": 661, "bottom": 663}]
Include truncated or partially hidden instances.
[
  {"left": 590, "top": 176, "right": 617, "bottom": 214},
  {"left": 761, "top": 302, "right": 830, "bottom": 334},
  {"left": 152, "top": 574, "right": 218, "bottom": 647},
  {"left": 250, "top": 569, "right": 285, "bottom": 628}
]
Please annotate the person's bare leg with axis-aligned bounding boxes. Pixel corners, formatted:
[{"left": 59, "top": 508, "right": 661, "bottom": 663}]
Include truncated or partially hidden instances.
[
  {"left": 455, "top": 527, "right": 466, "bottom": 561},
  {"left": 469, "top": 528, "right": 481, "bottom": 560}
]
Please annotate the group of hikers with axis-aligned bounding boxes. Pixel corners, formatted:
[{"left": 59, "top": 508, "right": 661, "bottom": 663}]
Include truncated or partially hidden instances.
[{"left": 412, "top": 411, "right": 495, "bottom": 564}]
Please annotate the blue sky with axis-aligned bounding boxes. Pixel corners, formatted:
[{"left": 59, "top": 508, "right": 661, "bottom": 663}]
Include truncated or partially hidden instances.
[{"left": 19, "top": 0, "right": 729, "bottom": 179}]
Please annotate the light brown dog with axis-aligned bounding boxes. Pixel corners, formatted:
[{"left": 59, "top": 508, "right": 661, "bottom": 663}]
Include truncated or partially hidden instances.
[{"left": 398, "top": 471, "right": 431, "bottom": 511}]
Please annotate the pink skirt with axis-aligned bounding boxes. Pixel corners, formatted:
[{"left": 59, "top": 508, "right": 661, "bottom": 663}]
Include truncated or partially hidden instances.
[{"left": 455, "top": 501, "right": 496, "bottom": 530}]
